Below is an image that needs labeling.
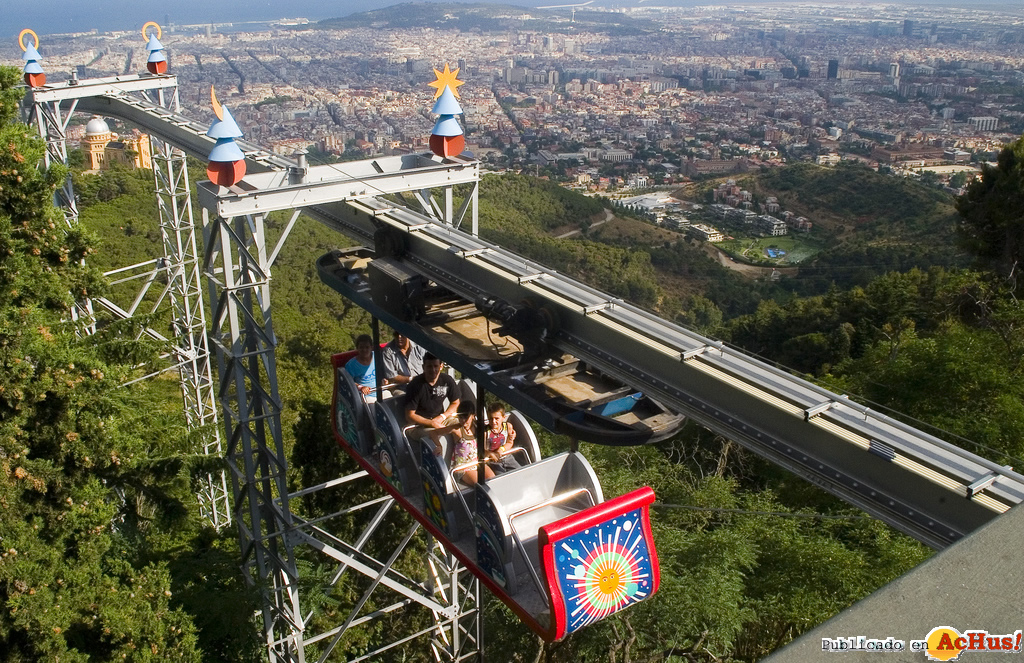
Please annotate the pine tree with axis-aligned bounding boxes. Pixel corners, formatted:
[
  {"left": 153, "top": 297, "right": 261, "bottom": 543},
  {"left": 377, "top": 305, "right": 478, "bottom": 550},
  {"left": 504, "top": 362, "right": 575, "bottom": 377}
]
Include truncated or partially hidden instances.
[
  {"left": 956, "top": 135, "right": 1024, "bottom": 283},
  {"left": 0, "top": 65, "right": 203, "bottom": 662}
]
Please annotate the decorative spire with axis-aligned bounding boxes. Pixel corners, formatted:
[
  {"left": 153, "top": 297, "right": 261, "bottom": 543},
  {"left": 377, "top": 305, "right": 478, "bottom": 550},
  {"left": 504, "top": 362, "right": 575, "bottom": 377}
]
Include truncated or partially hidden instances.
[
  {"left": 428, "top": 65, "right": 466, "bottom": 159},
  {"left": 428, "top": 63, "right": 464, "bottom": 99},
  {"left": 205, "top": 86, "right": 246, "bottom": 187},
  {"left": 19, "top": 29, "right": 45, "bottom": 87},
  {"left": 142, "top": 22, "right": 167, "bottom": 74}
]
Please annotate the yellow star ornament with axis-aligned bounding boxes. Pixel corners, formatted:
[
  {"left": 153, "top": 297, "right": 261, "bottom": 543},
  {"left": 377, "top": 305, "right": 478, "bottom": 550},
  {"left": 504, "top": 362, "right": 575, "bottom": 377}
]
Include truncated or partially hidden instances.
[{"left": 429, "top": 63, "right": 465, "bottom": 99}]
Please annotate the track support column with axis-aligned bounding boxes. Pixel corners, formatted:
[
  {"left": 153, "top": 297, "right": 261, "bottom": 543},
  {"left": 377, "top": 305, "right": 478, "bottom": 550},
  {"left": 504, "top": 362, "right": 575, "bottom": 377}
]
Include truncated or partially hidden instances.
[
  {"left": 202, "top": 209, "right": 305, "bottom": 662},
  {"left": 428, "top": 540, "right": 483, "bottom": 662},
  {"left": 29, "top": 96, "right": 94, "bottom": 329}
]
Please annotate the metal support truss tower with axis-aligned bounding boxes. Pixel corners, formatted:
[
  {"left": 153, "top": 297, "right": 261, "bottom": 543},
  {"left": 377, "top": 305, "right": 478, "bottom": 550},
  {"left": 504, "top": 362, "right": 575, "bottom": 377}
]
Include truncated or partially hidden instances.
[
  {"left": 29, "top": 92, "right": 94, "bottom": 328},
  {"left": 147, "top": 86, "right": 231, "bottom": 529},
  {"left": 426, "top": 539, "right": 483, "bottom": 661},
  {"left": 34, "top": 81, "right": 484, "bottom": 658},
  {"left": 196, "top": 147, "right": 482, "bottom": 660},
  {"left": 288, "top": 469, "right": 483, "bottom": 663},
  {"left": 201, "top": 208, "right": 305, "bottom": 660},
  {"left": 28, "top": 76, "right": 229, "bottom": 528},
  {"left": 199, "top": 205, "right": 484, "bottom": 662}
]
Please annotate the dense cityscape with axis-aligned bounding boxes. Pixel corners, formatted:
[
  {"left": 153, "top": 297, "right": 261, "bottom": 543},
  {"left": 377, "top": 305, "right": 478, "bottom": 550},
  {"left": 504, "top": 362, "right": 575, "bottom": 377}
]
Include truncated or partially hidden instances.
[{"left": 4, "top": 2, "right": 1023, "bottom": 185}]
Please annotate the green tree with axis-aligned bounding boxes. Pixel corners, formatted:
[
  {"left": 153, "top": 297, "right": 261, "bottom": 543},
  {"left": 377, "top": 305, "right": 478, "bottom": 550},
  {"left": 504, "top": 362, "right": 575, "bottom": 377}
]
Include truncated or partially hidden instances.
[
  {"left": 956, "top": 135, "right": 1024, "bottom": 281},
  {"left": 677, "top": 294, "right": 725, "bottom": 336},
  {"left": 0, "top": 65, "right": 205, "bottom": 662}
]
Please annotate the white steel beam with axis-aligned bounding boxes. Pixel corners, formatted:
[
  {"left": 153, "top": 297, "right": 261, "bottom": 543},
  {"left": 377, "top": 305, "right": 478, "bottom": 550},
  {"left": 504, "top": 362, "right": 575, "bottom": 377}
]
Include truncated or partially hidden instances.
[
  {"left": 29, "top": 73, "right": 180, "bottom": 103},
  {"left": 196, "top": 156, "right": 479, "bottom": 219}
]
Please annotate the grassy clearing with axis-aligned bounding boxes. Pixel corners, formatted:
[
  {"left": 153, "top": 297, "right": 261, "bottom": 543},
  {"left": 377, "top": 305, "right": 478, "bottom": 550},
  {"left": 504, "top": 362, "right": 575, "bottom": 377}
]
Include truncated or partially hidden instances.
[{"left": 718, "top": 233, "right": 824, "bottom": 265}]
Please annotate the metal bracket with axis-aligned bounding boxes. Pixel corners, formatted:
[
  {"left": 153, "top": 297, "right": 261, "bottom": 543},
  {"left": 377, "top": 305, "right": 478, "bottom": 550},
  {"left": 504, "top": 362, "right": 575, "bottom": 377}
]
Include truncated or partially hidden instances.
[
  {"left": 804, "top": 400, "right": 834, "bottom": 421},
  {"left": 968, "top": 466, "right": 1012, "bottom": 498}
]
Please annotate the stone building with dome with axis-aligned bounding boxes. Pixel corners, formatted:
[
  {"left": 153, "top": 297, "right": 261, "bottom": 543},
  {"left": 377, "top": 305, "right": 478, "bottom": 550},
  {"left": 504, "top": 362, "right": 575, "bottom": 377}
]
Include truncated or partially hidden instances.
[{"left": 83, "top": 116, "right": 152, "bottom": 171}]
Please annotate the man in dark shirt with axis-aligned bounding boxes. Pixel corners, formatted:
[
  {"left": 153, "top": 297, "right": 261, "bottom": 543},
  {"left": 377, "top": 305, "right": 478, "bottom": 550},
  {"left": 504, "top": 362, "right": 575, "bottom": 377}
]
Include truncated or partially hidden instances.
[{"left": 404, "top": 353, "right": 461, "bottom": 431}]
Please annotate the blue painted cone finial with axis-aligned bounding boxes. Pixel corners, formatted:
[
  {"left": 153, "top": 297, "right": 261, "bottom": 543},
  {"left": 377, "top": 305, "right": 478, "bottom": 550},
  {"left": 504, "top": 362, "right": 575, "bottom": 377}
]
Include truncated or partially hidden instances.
[
  {"left": 429, "top": 84, "right": 465, "bottom": 158},
  {"left": 207, "top": 105, "right": 243, "bottom": 140},
  {"left": 432, "top": 86, "right": 464, "bottom": 116},
  {"left": 19, "top": 30, "right": 45, "bottom": 86},
  {"left": 206, "top": 87, "right": 247, "bottom": 186},
  {"left": 143, "top": 22, "right": 168, "bottom": 73},
  {"left": 146, "top": 34, "right": 167, "bottom": 64}
]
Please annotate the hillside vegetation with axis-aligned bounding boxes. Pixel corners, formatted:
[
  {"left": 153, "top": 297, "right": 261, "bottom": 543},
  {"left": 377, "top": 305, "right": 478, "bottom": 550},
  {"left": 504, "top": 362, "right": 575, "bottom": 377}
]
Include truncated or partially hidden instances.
[
  {"left": 684, "top": 162, "right": 968, "bottom": 293},
  {"left": 756, "top": 161, "right": 955, "bottom": 236},
  {"left": 9, "top": 57, "right": 1024, "bottom": 660}
]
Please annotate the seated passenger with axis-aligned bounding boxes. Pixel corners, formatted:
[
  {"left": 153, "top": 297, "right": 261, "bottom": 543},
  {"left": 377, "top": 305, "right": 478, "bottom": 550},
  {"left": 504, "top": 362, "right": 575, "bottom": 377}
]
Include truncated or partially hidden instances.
[
  {"left": 382, "top": 331, "right": 426, "bottom": 387},
  {"left": 404, "top": 353, "right": 460, "bottom": 435},
  {"left": 485, "top": 402, "right": 521, "bottom": 472},
  {"left": 431, "top": 401, "right": 494, "bottom": 486},
  {"left": 345, "top": 334, "right": 388, "bottom": 400}
]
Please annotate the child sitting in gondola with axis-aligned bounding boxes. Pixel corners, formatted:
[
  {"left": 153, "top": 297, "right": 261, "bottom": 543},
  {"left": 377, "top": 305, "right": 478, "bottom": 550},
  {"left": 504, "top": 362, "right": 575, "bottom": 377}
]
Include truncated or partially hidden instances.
[
  {"left": 431, "top": 401, "right": 494, "bottom": 486},
  {"left": 344, "top": 334, "right": 389, "bottom": 402},
  {"left": 485, "top": 402, "right": 521, "bottom": 472}
]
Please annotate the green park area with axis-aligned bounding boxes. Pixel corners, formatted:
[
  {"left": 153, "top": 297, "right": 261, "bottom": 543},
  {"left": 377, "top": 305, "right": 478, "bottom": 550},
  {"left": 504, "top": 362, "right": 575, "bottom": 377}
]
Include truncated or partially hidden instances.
[{"left": 718, "top": 233, "right": 824, "bottom": 266}]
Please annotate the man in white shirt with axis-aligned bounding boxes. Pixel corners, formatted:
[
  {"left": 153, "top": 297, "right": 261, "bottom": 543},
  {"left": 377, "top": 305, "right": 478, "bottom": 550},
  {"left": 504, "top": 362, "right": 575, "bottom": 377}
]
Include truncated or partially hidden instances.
[{"left": 382, "top": 331, "right": 426, "bottom": 387}]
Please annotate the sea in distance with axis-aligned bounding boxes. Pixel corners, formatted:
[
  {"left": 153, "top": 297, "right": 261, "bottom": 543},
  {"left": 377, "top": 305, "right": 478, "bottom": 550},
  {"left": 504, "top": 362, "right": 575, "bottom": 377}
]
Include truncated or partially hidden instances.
[{"left": 5, "top": 0, "right": 1018, "bottom": 40}]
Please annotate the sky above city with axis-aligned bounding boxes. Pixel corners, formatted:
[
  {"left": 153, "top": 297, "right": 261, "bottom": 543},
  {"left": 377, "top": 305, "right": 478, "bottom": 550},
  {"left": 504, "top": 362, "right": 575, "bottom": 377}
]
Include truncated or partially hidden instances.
[{"left": 2, "top": 0, "right": 1019, "bottom": 40}]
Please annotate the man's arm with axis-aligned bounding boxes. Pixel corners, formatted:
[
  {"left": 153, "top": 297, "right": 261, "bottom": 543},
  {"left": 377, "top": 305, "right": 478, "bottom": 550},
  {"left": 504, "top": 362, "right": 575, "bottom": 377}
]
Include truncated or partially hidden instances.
[
  {"left": 405, "top": 407, "right": 435, "bottom": 427},
  {"left": 404, "top": 380, "right": 432, "bottom": 425},
  {"left": 439, "top": 375, "right": 460, "bottom": 420},
  {"left": 382, "top": 346, "right": 409, "bottom": 384},
  {"left": 404, "top": 379, "right": 447, "bottom": 427}
]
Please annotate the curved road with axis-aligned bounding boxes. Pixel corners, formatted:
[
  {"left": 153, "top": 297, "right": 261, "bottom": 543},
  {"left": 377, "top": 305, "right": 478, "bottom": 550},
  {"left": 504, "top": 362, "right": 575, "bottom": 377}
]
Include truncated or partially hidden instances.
[{"left": 554, "top": 208, "right": 613, "bottom": 239}]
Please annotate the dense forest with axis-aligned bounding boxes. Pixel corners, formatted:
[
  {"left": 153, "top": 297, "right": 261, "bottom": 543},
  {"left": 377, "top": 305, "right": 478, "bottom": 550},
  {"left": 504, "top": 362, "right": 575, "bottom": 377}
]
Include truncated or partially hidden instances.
[
  {"left": 3, "top": 61, "right": 1024, "bottom": 661},
  {"left": 763, "top": 163, "right": 968, "bottom": 294}
]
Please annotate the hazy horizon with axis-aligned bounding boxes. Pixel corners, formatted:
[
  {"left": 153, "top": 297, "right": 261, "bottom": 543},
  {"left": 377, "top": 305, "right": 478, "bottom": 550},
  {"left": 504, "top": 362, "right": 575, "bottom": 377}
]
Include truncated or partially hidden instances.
[{"left": 2, "top": 0, "right": 1021, "bottom": 40}]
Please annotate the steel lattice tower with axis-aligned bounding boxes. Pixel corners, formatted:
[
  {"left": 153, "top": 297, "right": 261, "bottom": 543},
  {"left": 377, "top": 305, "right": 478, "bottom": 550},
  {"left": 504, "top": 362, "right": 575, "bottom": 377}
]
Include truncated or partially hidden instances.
[
  {"left": 28, "top": 75, "right": 230, "bottom": 528},
  {"left": 148, "top": 85, "right": 231, "bottom": 529}
]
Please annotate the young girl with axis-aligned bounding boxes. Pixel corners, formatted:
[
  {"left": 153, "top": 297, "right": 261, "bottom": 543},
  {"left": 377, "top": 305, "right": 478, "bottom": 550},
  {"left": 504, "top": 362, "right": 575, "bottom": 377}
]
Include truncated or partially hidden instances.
[{"left": 431, "top": 402, "right": 494, "bottom": 486}]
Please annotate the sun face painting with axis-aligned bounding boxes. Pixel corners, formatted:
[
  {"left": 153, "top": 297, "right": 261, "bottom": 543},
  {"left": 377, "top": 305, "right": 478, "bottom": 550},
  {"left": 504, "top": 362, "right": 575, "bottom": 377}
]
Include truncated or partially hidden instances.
[{"left": 551, "top": 508, "right": 655, "bottom": 635}]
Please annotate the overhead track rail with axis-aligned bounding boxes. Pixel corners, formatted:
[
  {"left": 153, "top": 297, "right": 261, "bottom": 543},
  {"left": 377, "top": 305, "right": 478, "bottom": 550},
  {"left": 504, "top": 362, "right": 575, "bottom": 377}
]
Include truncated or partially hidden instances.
[{"left": 319, "top": 200, "right": 1024, "bottom": 551}]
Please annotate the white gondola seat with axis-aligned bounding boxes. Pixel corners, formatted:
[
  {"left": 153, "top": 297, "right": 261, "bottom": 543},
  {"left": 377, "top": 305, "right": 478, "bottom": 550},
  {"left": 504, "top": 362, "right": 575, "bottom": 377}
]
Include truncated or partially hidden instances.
[{"left": 473, "top": 452, "right": 604, "bottom": 595}]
